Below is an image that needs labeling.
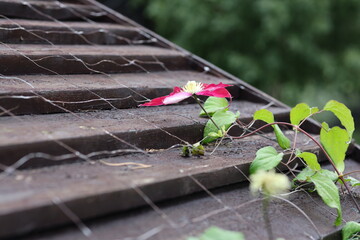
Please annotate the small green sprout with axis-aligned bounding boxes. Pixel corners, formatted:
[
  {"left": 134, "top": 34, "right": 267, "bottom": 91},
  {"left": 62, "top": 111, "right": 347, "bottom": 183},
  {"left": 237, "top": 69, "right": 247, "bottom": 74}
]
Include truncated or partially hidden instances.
[{"left": 181, "top": 142, "right": 205, "bottom": 157}]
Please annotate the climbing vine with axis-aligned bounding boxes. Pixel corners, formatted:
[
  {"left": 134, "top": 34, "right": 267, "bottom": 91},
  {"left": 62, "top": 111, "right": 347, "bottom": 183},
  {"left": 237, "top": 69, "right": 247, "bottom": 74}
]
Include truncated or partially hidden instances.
[{"left": 140, "top": 81, "right": 360, "bottom": 239}]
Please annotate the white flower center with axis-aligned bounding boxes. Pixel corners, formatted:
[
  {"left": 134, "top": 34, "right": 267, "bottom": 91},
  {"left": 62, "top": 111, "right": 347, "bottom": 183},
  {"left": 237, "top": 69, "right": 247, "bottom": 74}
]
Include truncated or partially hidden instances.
[{"left": 182, "top": 81, "right": 204, "bottom": 94}]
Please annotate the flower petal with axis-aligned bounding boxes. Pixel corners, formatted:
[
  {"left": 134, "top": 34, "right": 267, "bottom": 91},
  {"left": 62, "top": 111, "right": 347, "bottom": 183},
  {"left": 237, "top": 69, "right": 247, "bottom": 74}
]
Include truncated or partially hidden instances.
[
  {"left": 202, "top": 82, "right": 232, "bottom": 92},
  {"left": 197, "top": 88, "right": 232, "bottom": 98},
  {"left": 139, "top": 87, "right": 191, "bottom": 106},
  {"left": 163, "top": 91, "right": 192, "bottom": 105},
  {"left": 139, "top": 95, "right": 168, "bottom": 106},
  {"left": 197, "top": 82, "right": 232, "bottom": 98}
]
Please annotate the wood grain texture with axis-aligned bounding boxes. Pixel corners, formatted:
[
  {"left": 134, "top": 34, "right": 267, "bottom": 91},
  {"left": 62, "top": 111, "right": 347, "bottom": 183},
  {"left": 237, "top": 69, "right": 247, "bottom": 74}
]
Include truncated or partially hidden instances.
[
  {"left": 0, "top": 71, "right": 237, "bottom": 114},
  {"left": 0, "top": 44, "right": 190, "bottom": 74},
  {"left": 0, "top": 19, "right": 148, "bottom": 45},
  {"left": 0, "top": 131, "right": 319, "bottom": 239},
  {"left": 0, "top": 100, "right": 289, "bottom": 168},
  {"left": 0, "top": 0, "right": 107, "bottom": 21},
  {"left": 21, "top": 159, "right": 360, "bottom": 240}
]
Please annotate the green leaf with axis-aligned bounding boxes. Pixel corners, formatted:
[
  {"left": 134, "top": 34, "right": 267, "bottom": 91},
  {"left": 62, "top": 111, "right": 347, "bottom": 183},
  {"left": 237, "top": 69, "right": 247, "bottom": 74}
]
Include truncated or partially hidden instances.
[
  {"left": 253, "top": 109, "right": 274, "bottom": 124},
  {"left": 199, "top": 97, "right": 229, "bottom": 117},
  {"left": 342, "top": 221, "right": 360, "bottom": 240},
  {"left": 182, "top": 145, "right": 191, "bottom": 157},
  {"left": 318, "top": 169, "right": 339, "bottom": 181},
  {"left": 344, "top": 176, "right": 360, "bottom": 187},
  {"left": 290, "top": 103, "right": 319, "bottom": 126},
  {"left": 191, "top": 142, "right": 205, "bottom": 156},
  {"left": 254, "top": 109, "right": 291, "bottom": 149},
  {"left": 310, "top": 172, "right": 342, "bottom": 226},
  {"left": 249, "top": 146, "right": 284, "bottom": 174},
  {"left": 320, "top": 123, "right": 349, "bottom": 173},
  {"left": 298, "top": 152, "right": 321, "bottom": 171},
  {"left": 273, "top": 124, "right": 291, "bottom": 149},
  {"left": 207, "top": 132, "right": 221, "bottom": 138},
  {"left": 294, "top": 167, "right": 316, "bottom": 182},
  {"left": 187, "top": 226, "right": 245, "bottom": 240},
  {"left": 203, "top": 109, "right": 239, "bottom": 144},
  {"left": 322, "top": 121, "right": 330, "bottom": 131},
  {"left": 323, "top": 100, "right": 355, "bottom": 139}
]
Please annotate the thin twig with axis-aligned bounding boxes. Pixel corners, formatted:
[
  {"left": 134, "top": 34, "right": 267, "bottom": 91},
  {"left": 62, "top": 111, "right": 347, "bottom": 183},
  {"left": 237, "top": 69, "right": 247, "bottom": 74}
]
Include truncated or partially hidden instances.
[
  {"left": 342, "top": 170, "right": 360, "bottom": 178},
  {"left": 193, "top": 95, "right": 221, "bottom": 130},
  {"left": 272, "top": 195, "right": 322, "bottom": 238}
]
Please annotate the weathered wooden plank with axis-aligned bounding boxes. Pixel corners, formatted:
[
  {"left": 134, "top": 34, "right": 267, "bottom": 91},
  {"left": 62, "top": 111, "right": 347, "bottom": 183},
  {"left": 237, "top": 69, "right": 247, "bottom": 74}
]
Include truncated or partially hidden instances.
[
  {"left": 0, "top": 71, "right": 238, "bottom": 115},
  {"left": 0, "top": 0, "right": 107, "bottom": 21},
  {"left": 0, "top": 44, "right": 190, "bottom": 75},
  {"left": 0, "top": 19, "right": 149, "bottom": 45},
  {"left": 0, "top": 131, "right": 320, "bottom": 239},
  {"left": 0, "top": 101, "right": 289, "bottom": 168},
  {"left": 20, "top": 159, "right": 359, "bottom": 240}
]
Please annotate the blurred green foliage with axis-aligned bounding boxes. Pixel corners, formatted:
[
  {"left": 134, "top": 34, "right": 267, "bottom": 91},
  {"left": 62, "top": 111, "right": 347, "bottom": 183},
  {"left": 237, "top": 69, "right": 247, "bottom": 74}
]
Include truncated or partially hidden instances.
[
  {"left": 132, "top": 0, "right": 360, "bottom": 140},
  {"left": 135, "top": 0, "right": 360, "bottom": 105}
]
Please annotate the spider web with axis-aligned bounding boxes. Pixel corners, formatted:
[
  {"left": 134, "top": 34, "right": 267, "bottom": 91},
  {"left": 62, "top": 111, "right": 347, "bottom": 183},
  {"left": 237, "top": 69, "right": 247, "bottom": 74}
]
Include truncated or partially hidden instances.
[{"left": 0, "top": 1, "right": 349, "bottom": 240}]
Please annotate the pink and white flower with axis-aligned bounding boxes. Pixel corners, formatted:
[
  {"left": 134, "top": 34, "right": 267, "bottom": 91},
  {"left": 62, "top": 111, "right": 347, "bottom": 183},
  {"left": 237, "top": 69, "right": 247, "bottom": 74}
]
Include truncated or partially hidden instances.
[{"left": 140, "top": 81, "right": 232, "bottom": 106}]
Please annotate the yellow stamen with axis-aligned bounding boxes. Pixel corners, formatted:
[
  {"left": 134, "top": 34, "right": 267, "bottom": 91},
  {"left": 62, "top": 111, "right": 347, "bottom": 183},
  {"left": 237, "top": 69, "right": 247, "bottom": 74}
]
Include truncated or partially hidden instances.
[{"left": 182, "top": 81, "right": 204, "bottom": 94}]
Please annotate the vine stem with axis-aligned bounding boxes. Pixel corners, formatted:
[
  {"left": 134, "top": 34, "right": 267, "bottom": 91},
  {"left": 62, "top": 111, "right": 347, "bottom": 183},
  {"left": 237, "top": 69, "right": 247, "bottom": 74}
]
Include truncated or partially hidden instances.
[
  {"left": 286, "top": 129, "right": 299, "bottom": 165},
  {"left": 262, "top": 196, "right": 274, "bottom": 240},
  {"left": 193, "top": 95, "right": 221, "bottom": 131},
  {"left": 233, "top": 121, "right": 360, "bottom": 213},
  {"left": 342, "top": 170, "right": 360, "bottom": 177}
]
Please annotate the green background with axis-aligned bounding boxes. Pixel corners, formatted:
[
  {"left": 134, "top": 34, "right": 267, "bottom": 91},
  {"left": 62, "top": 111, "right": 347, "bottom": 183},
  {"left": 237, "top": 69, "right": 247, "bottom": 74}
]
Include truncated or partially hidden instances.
[{"left": 100, "top": 0, "right": 360, "bottom": 141}]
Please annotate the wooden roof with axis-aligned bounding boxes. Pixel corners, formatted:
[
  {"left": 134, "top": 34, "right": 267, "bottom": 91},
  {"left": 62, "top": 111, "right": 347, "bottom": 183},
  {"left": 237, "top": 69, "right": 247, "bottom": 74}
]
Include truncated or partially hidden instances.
[{"left": 0, "top": 0, "right": 359, "bottom": 239}]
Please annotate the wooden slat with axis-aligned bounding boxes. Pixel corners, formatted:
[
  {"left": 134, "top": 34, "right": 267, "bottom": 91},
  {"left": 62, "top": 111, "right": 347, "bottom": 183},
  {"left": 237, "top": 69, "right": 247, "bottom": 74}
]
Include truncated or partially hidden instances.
[
  {"left": 0, "top": 0, "right": 107, "bottom": 21},
  {"left": 0, "top": 19, "right": 149, "bottom": 45},
  {"left": 0, "top": 71, "right": 238, "bottom": 115},
  {"left": 0, "top": 44, "right": 190, "bottom": 75},
  {"left": 0, "top": 131, "right": 319, "bottom": 239},
  {"left": 19, "top": 159, "right": 359, "bottom": 240},
  {"left": 0, "top": 100, "right": 289, "bottom": 168}
]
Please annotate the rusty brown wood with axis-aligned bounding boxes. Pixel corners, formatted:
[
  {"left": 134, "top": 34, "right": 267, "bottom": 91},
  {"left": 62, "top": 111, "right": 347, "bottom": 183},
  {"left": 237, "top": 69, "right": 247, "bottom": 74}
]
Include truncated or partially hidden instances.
[
  {"left": 0, "top": 0, "right": 107, "bottom": 21},
  {"left": 0, "top": 131, "right": 320, "bottom": 239},
  {"left": 0, "top": 19, "right": 148, "bottom": 45},
  {"left": 0, "top": 44, "right": 191, "bottom": 75},
  {"left": 0, "top": 71, "right": 237, "bottom": 115},
  {"left": 0, "top": 100, "right": 289, "bottom": 168}
]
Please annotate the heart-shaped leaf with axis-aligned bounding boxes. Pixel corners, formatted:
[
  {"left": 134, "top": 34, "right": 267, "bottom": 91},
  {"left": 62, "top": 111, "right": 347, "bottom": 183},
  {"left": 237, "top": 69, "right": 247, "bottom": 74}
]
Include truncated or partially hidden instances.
[
  {"left": 200, "top": 97, "right": 229, "bottom": 117},
  {"left": 297, "top": 152, "right": 321, "bottom": 171},
  {"left": 203, "top": 109, "right": 239, "bottom": 144},
  {"left": 253, "top": 109, "right": 275, "bottom": 124},
  {"left": 323, "top": 100, "right": 354, "bottom": 139},
  {"left": 320, "top": 122, "right": 349, "bottom": 173},
  {"left": 310, "top": 172, "right": 342, "bottom": 226},
  {"left": 290, "top": 103, "right": 318, "bottom": 126},
  {"left": 250, "top": 146, "right": 284, "bottom": 174}
]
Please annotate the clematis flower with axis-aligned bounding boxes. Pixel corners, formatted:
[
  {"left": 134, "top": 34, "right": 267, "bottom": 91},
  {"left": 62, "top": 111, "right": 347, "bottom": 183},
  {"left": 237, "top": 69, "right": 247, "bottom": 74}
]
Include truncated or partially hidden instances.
[{"left": 139, "top": 81, "right": 232, "bottom": 106}]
